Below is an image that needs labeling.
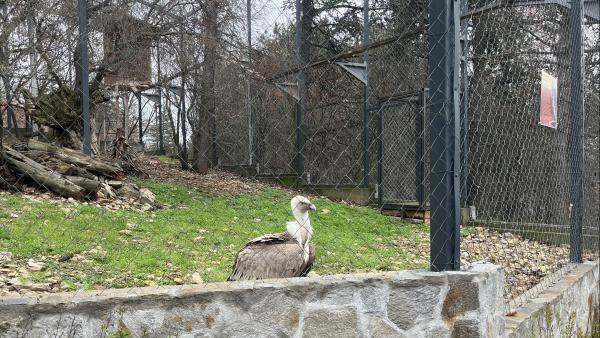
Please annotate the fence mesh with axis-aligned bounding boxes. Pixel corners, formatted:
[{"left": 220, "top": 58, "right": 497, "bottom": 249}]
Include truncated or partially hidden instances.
[{"left": 0, "top": 0, "right": 598, "bottom": 329}]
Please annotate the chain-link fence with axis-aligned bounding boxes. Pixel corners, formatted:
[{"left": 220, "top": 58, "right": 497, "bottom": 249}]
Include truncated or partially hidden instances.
[{"left": 0, "top": 0, "right": 598, "bottom": 319}]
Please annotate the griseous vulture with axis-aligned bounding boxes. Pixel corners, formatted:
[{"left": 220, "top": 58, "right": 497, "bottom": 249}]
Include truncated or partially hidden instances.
[{"left": 228, "top": 196, "right": 317, "bottom": 281}]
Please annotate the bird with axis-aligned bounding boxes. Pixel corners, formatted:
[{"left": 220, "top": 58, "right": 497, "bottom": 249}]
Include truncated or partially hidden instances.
[{"left": 228, "top": 195, "right": 317, "bottom": 281}]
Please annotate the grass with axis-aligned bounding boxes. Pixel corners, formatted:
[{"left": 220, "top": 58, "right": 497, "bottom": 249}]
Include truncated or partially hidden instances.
[
  {"left": 157, "top": 155, "right": 179, "bottom": 166},
  {"left": 0, "top": 181, "right": 427, "bottom": 291}
]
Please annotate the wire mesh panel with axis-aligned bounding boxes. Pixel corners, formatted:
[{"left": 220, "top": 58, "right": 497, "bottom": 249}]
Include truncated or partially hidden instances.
[
  {"left": 461, "top": 0, "right": 600, "bottom": 308},
  {"left": 0, "top": 0, "right": 598, "bottom": 335},
  {"left": 378, "top": 94, "right": 430, "bottom": 208}
]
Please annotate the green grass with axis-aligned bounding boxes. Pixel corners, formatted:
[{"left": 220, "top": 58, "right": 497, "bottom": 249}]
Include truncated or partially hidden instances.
[
  {"left": 0, "top": 181, "right": 427, "bottom": 291},
  {"left": 157, "top": 155, "right": 179, "bottom": 166}
]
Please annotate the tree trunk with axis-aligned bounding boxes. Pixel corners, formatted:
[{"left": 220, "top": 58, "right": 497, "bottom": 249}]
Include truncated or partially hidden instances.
[
  {"left": 192, "top": 0, "right": 219, "bottom": 173},
  {"left": 2, "top": 146, "right": 85, "bottom": 199},
  {"left": 27, "top": 139, "right": 122, "bottom": 176}
]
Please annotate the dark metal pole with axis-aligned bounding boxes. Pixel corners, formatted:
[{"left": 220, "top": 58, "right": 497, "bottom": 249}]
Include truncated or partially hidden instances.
[
  {"left": 416, "top": 89, "right": 426, "bottom": 209},
  {"left": 247, "top": 0, "right": 254, "bottom": 166},
  {"left": 78, "top": 0, "right": 91, "bottom": 155},
  {"left": 181, "top": 79, "right": 187, "bottom": 162},
  {"left": 377, "top": 107, "right": 384, "bottom": 208},
  {"left": 295, "top": 0, "right": 305, "bottom": 178},
  {"left": 460, "top": 0, "right": 470, "bottom": 208},
  {"left": 156, "top": 44, "right": 164, "bottom": 155},
  {"left": 362, "top": 0, "right": 370, "bottom": 186},
  {"left": 569, "top": 0, "right": 585, "bottom": 263},
  {"left": 211, "top": 96, "right": 217, "bottom": 165},
  {"left": 428, "top": 0, "right": 461, "bottom": 271},
  {"left": 0, "top": 1, "right": 10, "bottom": 135},
  {"left": 137, "top": 92, "right": 143, "bottom": 145}
]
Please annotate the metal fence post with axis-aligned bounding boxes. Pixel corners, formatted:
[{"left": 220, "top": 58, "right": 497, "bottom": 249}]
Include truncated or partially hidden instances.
[
  {"left": 181, "top": 78, "right": 187, "bottom": 163},
  {"left": 416, "top": 88, "right": 426, "bottom": 209},
  {"left": 459, "top": 0, "right": 469, "bottom": 208},
  {"left": 78, "top": 0, "right": 91, "bottom": 156},
  {"left": 295, "top": 0, "right": 305, "bottom": 178},
  {"left": 156, "top": 43, "right": 165, "bottom": 154},
  {"left": 569, "top": 0, "right": 585, "bottom": 263},
  {"left": 377, "top": 106, "right": 384, "bottom": 208},
  {"left": 362, "top": 0, "right": 370, "bottom": 186},
  {"left": 247, "top": 0, "right": 255, "bottom": 166},
  {"left": 428, "top": 0, "right": 461, "bottom": 271},
  {"left": 137, "top": 92, "right": 143, "bottom": 145}
]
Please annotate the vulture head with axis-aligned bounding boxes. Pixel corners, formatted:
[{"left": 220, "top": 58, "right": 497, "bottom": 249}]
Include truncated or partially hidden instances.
[
  {"left": 291, "top": 195, "right": 317, "bottom": 217},
  {"left": 288, "top": 195, "right": 316, "bottom": 244}
]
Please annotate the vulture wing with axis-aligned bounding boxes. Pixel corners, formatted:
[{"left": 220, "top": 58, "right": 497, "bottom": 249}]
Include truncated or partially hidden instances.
[
  {"left": 228, "top": 233, "right": 308, "bottom": 281},
  {"left": 299, "top": 243, "right": 315, "bottom": 277}
]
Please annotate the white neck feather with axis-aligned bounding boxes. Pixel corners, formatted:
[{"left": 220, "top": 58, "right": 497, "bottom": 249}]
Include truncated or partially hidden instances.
[{"left": 287, "top": 211, "right": 312, "bottom": 245}]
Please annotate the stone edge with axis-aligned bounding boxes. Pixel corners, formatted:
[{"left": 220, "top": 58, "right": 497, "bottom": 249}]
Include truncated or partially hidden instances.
[
  {"left": 504, "top": 260, "right": 600, "bottom": 336},
  {"left": 0, "top": 265, "right": 500, "bottom": 308}
]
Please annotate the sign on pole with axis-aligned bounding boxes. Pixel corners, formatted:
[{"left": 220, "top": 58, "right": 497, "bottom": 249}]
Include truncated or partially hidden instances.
[{"left": 539, "top": 70, "right": 558, "bottom": 129}]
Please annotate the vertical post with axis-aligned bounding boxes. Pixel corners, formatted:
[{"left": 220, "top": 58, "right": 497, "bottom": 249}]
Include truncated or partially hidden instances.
[
  {"left": 102, "top": 110, "right": 106, "bottom": 151},
  {"left": 211, "top": 95, "right": 218, "bottom": 165},
  {"left": 428, "top": 0, "right": 461, "bottom": 271},
  {"left": 78, "top": 0, "right": 91, "bottom": 155},
  {"left": 295, "top": 0, "right": 305, "bottom": 178},
  {"left": 415, "top": 89, "right": 427, "bottom": 209},
  {"left": 362, "top": 0, "right": 370, "bottom": 186},
  {"left": 0, "top": 0, "right": 13, "bottom": 135},
  {"left": 156, "top": 44, "right": 164, "bottom": 155},
  {"left": 569, "top": 0, "right": 585, "bottom": 263},
  {"left": 377, "top": 106, "right": 384, "bottom": 208},
  {"left": 28, "top": 11, "right": 38, "bottom": 134},
  {"left": 247, "top": 0, "right": 254, "bottom": 166},
  {"left": 137, "top": 92, "right": 143, "bottom": 145},
  {"left": 459, "top": 0, "right": 469, "bottom": 208},
  {"left": 181, "top": 79, "right": 188, "bottom": 163}
]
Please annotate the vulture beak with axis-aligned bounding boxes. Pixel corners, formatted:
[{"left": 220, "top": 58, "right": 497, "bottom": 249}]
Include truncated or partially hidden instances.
[{"left": 309, "top": 204, "right": 317, "bottom": 212}]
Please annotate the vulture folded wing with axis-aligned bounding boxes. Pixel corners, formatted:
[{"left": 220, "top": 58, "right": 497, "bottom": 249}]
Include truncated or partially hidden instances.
[
  {"left": 228, "top": 233, "right": 307, "bottom": 281},
  {"left": 299, "top": 243, "right": 315, "bottom": 277}
]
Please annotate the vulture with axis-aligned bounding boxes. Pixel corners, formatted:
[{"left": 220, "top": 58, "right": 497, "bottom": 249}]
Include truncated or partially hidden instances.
[{"left": 228, "top": 195, "right": 317, "bottom": 281}]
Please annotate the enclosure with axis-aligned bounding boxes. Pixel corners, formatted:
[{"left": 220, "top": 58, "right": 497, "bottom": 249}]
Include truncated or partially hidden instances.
[{"left": 0, "top": 0, "right": 599, "bottom": 328}]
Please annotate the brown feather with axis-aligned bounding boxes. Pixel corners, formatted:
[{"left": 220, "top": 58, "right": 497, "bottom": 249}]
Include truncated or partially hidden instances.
[{"left": 228, "top": 232, "right": 314, "bottom": 281}]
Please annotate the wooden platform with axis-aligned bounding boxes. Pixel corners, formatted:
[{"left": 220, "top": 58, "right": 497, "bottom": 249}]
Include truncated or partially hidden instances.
[{"left": 381, "top": 201, "right": 430, "bottom": 223}]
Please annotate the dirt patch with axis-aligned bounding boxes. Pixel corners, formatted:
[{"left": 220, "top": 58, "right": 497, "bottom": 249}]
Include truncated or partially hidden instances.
[{"left": 144, "top": 156, "right": 269, "bottom": 196}]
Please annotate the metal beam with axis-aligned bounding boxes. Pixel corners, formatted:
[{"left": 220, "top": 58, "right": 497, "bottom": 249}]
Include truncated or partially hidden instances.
[
  {"left": 415, "top": 88, "right": 427, "bottom": 209},
  {"left": 460, "top": 0, "right": 470, "bottom": 208},
  {"left": 335, "top": 62, "right": 368, "bottom": 84},
  {"left": 156, "top": 44, "right": 164, "bottom": 155},
  {"left": 137, "top": 92, "right": 143, "bottom": 145},
  {"left": 569, "top": 0, "right": 586, "bottom": 263},
  {"left": 78, "top": 0, "right": 91, "bottom": 155},
  {"left": 428, "top": 0, "right": 461, "bottom": 272},
  {"left": 247, "top": 0, "right": 254, "bottom": 166},
  {"left": 362, "top": 0, "right": 370, "bottom": 186},
  {"left": 294, "top": 0, "right": 305, "bottom": 178},
  {"left": 462, "top": 0, "right": 599, "bottom": 21},
  {"left": 275, "top": 82, "right": 300, "bottom": 101}
]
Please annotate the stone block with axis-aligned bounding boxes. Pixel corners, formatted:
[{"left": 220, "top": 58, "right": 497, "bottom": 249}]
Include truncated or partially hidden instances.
[
  {"left": 303, "top": 308, "right": 358, "bottom": 338},
  {"left": 387, "top": 285, "right": 442, "bottom": 330},
  {"left": 367, "top": 317, "right": 407, "bottom": 338},
  {"left": 442, "top": 280, "right": 480, "bottom": 322},
  {"left": 451, "top": 319, "right": 480, "bottom": 338}
]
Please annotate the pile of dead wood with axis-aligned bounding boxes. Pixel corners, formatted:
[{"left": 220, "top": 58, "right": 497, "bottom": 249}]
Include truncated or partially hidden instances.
[{"left": 0, "top": 139, "right": 151, "bottom": 203}]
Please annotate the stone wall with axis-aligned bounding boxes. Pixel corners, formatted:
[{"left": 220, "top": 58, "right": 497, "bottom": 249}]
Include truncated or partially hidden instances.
[
  {"left": 0, "top": 264, "right": 504, "bottom": 338},
  {"left": 505, "top": 260, "right": 600, "bottom": 337}
]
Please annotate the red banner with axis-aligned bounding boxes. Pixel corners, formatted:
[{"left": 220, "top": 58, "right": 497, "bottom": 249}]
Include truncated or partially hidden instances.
[{"left": 539, "top": 70, "right": 558, "bottom": 129}]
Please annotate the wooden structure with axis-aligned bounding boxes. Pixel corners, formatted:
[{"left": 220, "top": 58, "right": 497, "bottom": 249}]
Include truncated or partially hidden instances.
[{"left": 97, "top": 11, "right": 155, "bottom": 88}]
